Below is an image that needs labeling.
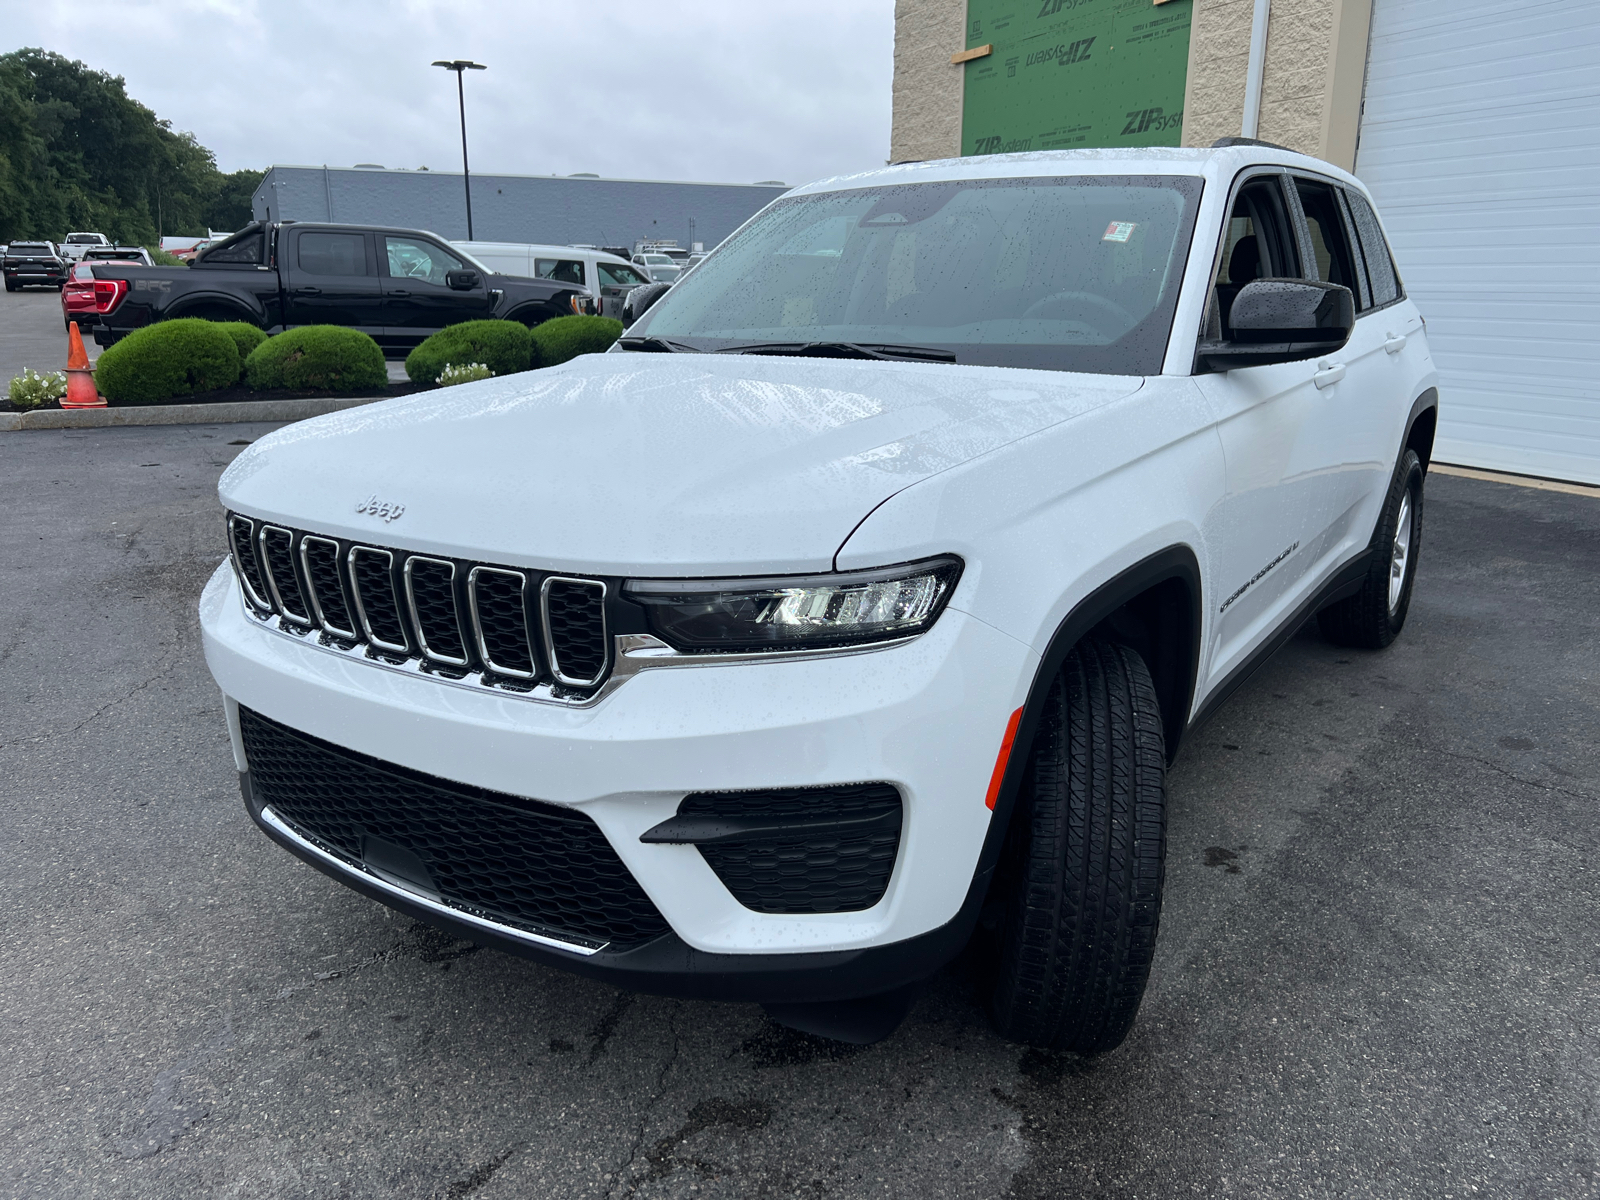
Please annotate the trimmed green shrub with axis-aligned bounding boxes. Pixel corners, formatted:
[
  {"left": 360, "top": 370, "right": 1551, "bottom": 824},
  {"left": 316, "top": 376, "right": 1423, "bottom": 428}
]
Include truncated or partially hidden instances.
[
  {"left": 244, "top": 326, "right": 386, "bottom": 393},
  {"left": 93, "top": 318, "right": 241, "bottom": 405},
  {"left": 531, "top": 315, "right": 624, "bottom": 368},
  {"left": 213, "top": 321, "right": 268, "bottom": 362},
  {"left": 405, "top": 319, "right": 532, "bottom": 384}
]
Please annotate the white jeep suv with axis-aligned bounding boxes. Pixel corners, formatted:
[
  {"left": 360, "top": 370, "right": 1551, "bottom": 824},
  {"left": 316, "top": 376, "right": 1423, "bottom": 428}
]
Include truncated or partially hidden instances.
[{"left": 203, "top": 142, "right": 1437, "bottom": 1049}]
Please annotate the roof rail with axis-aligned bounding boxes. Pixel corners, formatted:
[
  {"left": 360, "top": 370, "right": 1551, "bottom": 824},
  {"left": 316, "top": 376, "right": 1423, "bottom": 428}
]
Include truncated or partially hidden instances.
[{"left": 1212, "top": 136, "right": 1296, "bottom": 153}]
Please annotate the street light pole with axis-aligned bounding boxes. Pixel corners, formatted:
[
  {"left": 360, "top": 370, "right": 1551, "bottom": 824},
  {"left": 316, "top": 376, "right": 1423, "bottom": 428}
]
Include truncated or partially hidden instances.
[{"left": 431, "top": 59, "right": 487, "bottom": 240}]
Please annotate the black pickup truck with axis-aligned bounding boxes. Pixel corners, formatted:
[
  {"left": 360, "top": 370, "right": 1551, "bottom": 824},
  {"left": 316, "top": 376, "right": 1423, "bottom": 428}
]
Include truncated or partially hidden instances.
[{"left": 83, "top": 221, "right": 590, "bottom": 354}]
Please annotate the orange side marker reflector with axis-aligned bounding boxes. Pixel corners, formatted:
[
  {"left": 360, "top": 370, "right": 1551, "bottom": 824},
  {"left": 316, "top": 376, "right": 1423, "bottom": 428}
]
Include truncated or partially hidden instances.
[{"left": 985, "top": 707, "right": 1024, "bottom": 811}]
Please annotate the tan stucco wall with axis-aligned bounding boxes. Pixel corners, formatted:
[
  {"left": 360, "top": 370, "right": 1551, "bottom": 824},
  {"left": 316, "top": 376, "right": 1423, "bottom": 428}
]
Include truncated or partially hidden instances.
[
  {"left": 891, "top": 0, "right": 1371, "bottom": 171},
  {"left": 891, "top": 0, "right": 967, "bottom": 163},
  {"left": 1181, "top": 0, "right": 1372, "bottom": 171}
]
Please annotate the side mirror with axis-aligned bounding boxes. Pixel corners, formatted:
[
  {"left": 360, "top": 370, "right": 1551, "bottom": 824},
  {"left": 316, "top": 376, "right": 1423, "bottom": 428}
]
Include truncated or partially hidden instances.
[
  {"left": 621, "top": 282, "right": 672, "bottom": 328},
  {"left": 445, "top": 268, "right": 480, "bottom": 291},
  {"left": 1199, "top": 279, "right": 1354, "bottom": 371}
]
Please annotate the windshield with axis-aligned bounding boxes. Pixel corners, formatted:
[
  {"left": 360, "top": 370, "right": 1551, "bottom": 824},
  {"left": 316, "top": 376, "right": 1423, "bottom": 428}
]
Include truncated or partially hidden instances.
[
  {"left": 632, "top": 174, "right": 1203, "bottom": 374},
  {"left": 67, "top": 234, "right": 101, "bottom": 244}
]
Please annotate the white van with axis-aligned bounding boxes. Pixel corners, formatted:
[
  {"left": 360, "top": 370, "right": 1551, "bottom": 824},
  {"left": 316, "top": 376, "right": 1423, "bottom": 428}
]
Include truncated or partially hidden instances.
[{"left": 451, "top": 242, "right": 652, "bottom": 320}]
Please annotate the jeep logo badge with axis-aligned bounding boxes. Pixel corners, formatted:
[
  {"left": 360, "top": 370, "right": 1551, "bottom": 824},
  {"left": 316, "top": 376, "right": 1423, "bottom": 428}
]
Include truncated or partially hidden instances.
[{"left": 356, "top": 495, "right": 405, "bottom": 522}]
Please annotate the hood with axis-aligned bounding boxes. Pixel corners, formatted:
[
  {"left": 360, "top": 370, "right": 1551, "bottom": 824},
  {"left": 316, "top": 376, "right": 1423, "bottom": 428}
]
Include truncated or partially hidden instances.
[{"left": 220, "top": 353, "right": 1143, "bottom": 575}]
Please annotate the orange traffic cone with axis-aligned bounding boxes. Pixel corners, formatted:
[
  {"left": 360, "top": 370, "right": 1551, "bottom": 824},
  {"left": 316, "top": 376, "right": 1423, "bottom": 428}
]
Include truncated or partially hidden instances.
[{"left": 61, "top": 323, "right": 105, "bottom": 409}]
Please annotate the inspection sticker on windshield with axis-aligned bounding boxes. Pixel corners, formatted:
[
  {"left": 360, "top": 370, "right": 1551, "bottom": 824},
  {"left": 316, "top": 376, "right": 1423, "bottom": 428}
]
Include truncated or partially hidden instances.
[{"left": 1102, "top": 221, "right": 1138, "bottom": 243}]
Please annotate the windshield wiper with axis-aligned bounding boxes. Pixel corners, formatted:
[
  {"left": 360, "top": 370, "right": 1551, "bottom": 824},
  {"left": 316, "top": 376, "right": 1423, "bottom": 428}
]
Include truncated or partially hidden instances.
[
  {"left": 617, "top": 336, "right": 702, "bottom": 353},
  {"left": 717, "top": 341, "right": 958, "bottom": 364}
]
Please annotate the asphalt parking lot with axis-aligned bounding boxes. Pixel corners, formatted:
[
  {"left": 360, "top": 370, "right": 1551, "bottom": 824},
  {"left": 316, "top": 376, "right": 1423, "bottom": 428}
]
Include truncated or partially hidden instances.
[{"left": 1, "top": 423, "right": 1596, "bottom": 1199}]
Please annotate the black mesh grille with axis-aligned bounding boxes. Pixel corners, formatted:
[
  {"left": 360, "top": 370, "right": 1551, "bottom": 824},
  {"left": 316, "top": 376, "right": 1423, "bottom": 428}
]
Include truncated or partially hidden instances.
[
  {"left": 239, "top": 707, "right": 671, "bottom": 950},
  {"left": 681, "top": 784, "right": 903, "bottom": 914},
  {"left": 406, "top": 558, "right": 466, "bottom": 663},
  {"left": 229, "top": 517, "right": 270, "bottom": 608},
  {"left": 546, "top": 580, "right": 607, "bottom": 683},
  {"left": 260, "top": 527, "right": 310, "bottom": 622},
  {"left": 301, "top": 538, "right": 355, "bottom": 637},
  {"left": 350, "top": 549, "right": 407, "bottom": 650},
  {"left": 472, "top": 569, "right": 535, "bottom": 677}
]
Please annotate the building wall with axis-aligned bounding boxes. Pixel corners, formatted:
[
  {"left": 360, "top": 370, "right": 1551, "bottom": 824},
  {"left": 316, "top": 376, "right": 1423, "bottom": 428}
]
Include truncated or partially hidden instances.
[
  {"left": 894, "top": 0, "right": 1372, "bottom": 171},
  {"left": 252, "top": 167, "right": 788, "bottom": 250},
  {"left": 1181, "top": 0, "right": 1371, "bottom": 169},
  {"left": 890, "top": 0, "right": 967, "bottom": 163}
]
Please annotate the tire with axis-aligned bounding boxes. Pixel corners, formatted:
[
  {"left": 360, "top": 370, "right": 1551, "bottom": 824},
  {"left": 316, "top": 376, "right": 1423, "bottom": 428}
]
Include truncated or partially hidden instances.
[
  {"left": 1318, "top": 448, "right": 1424, "bottom": 649},
  {"left": 3, "top": 279, "right": 15, "bottom": 292},
  {"left": 987, "top": 636, "right": 1168, "bottom": 1053}
]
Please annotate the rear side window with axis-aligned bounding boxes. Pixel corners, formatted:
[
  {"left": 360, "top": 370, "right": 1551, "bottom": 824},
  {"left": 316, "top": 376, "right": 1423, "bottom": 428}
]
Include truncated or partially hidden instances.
[
  {"left": 1344, "top": 190, "right": 1401, "bottom": 309},
  {"left": 298, "top": 232, "right": 370, "bottom": 276},
  {"left": 535, "top": 258, "right": 585, "bottom": 285},
  {"left": 1294, "top": 179, "right": 1359, "bottom": 294},
  {"left": 203, "top": 230, "right": 265, "bottom": 265}
]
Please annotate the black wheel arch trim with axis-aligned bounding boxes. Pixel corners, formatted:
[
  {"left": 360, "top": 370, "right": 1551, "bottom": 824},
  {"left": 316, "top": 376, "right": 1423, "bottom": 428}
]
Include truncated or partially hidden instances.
[
  {"left": 168, "top": 293, "right": 267, "bottom": 325},
  {"left": 1405, "top": 386, "right": 1439, "bottom": 469}
]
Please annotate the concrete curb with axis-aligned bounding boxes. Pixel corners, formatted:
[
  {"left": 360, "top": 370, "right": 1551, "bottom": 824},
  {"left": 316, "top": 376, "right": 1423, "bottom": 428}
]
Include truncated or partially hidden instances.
[{"left": 0, "top": 395, "right": 385, "bottom": 432}]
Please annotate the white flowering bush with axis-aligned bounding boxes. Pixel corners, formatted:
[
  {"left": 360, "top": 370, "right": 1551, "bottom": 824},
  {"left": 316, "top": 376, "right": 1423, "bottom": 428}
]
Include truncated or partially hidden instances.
[
  {"left": 7, "top": 368, "right": 68, "bottom": 410},
  {"left": 436, "top": 362, "right": 492, "bottom": 387}
]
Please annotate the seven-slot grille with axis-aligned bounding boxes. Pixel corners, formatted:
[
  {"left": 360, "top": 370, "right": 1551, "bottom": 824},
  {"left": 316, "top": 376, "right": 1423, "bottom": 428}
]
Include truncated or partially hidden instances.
[{"left": 227, "top": 513, "right": 610, "bottom": 690}]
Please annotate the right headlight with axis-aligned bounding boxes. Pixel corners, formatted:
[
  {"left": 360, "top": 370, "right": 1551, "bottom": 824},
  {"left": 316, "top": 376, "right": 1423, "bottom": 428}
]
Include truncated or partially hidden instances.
[{"left": 623, "top": 556, "right": 963, "bottom": 653}]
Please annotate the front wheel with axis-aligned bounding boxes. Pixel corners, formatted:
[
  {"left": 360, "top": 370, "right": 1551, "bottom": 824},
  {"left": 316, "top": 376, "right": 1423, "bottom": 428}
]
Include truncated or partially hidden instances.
[
  {"left": 1318, "top": 448, "right": 1424, "bottom": 649},
  {"left": 987, "top": 636, "right": 1168, "bottom": 1053}
]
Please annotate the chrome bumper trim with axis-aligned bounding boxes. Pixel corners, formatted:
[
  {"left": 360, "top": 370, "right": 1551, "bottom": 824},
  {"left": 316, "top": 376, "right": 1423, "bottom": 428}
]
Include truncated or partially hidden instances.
[{"left": 258, "top": 804, "right": 606, "bottom": 957}]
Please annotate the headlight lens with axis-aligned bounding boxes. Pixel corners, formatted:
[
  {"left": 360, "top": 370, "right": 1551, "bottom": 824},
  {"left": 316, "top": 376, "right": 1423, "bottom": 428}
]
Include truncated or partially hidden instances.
[{"left": 624, "top": 556, "right": 963, "bottom": 653}]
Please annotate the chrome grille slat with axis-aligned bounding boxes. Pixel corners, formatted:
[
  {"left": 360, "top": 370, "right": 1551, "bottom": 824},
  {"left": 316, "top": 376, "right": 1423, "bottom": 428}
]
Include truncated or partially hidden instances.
[
  {"left": 258, "top": 525, "right": 312, "bottom": 625},
  {"left": 227, "top": 515, "right": 273, "bottom": 611},
  {"left": 348, "top": 546, "right": 409, "bottom": 654},
  {"left": 542, "top": 577, "right": 609, "bottom": 688},
  {"left": 403, "top": 556, "right": 470, "bottom": 667},
  {"left": 299, "top": 536, "right": 358, "bottom": 640},
  {"left": 468, "top": 566, "right": 538, "bottom": 680}
]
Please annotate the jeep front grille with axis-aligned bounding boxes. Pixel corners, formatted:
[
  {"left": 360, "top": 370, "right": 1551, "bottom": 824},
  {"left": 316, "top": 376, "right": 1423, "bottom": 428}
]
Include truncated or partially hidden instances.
[{"left": 226, "top": 513, "right": 612, "bottom": 693}]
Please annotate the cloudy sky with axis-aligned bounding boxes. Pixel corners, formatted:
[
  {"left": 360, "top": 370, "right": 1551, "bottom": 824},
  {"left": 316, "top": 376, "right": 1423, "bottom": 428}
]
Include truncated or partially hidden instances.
[{"left": 3, "top": 0, "right": 894, "bottom": 188}]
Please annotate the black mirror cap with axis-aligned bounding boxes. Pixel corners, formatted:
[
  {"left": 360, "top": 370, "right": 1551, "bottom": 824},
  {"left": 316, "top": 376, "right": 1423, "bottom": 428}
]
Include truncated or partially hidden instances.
[
  {"left": 445, "top": 268, "right": 480, "bottom": 291},
  {"left": 621, "top": 281, "right": 672, "bottom": 328},
  {"left": 1199, "top": 278, "right": 1354, "bottom": 370}
]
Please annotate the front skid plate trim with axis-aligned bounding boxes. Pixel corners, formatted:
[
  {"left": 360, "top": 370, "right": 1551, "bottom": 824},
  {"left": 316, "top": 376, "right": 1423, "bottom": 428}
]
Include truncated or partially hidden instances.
[{"left": 257, "top": 803, "right": 606, "bottom": 957}]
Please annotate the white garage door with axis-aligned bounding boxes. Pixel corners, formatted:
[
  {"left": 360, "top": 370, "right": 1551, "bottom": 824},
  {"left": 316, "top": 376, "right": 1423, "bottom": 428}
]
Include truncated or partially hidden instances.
[{"left": 1356, "top": 0, "right": 1600, "bottom": 485}]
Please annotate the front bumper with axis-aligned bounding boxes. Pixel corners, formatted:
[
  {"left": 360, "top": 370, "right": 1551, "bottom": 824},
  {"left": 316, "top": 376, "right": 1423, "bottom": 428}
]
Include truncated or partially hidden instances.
[{"left": 201, "top": 562, "right": 1035, "bottom": 999}]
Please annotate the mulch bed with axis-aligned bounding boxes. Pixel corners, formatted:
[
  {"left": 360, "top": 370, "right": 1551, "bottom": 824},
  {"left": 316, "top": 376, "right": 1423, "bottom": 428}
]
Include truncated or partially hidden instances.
[{"left": 5, "top": 380, "right": 434, "bottom": 414}]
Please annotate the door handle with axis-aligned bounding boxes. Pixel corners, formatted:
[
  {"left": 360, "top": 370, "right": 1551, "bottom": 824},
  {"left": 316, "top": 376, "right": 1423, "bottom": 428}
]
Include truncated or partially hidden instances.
[
  {"left": 1313, "top": 361, "right": 1346, "bottom": 390},
  {"left": 294, "top": 286, "right": 321, "bottom": 295},
  {"left": 1384, "top": 333, "right": 1407, "bottom": 354},
  {"left": 388, "top": 289, "right": 411, "bottom": 297}
]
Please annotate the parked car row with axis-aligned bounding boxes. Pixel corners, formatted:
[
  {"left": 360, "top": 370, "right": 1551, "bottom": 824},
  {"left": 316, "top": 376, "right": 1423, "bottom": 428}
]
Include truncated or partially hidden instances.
[
  {"left": 5, "top": 237, "right": 156, "bottom": 294},
  {"left": 73, "top": 221, "right": 589, "bottom": 356}
]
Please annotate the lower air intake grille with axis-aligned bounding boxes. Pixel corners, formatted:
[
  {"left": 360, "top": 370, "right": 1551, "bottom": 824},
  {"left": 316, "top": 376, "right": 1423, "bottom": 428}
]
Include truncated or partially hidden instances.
[
  {"left": 239, "top": 707, "right": 670, "bottom": 950},
  {"left": 681, "top": 784, "right": 903, "bottom": 914}
]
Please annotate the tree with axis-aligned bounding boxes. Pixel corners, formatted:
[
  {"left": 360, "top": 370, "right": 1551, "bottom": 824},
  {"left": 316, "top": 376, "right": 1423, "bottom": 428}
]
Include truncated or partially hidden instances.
[{"left": 0, "top": 49, "right": 263, "bottom": 244}]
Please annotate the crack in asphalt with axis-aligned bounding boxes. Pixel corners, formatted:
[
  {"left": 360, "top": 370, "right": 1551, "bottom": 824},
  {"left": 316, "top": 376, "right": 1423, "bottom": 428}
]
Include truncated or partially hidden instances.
[
  {"left": 607, "top": 1005, "right": 683, "bottom": 1199},
  {"left": 0, "top": 652, "right": 184, "bottom": 753},
  {"left": 1424, "top": 744, "right": 1598, "bottom": 803}
]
